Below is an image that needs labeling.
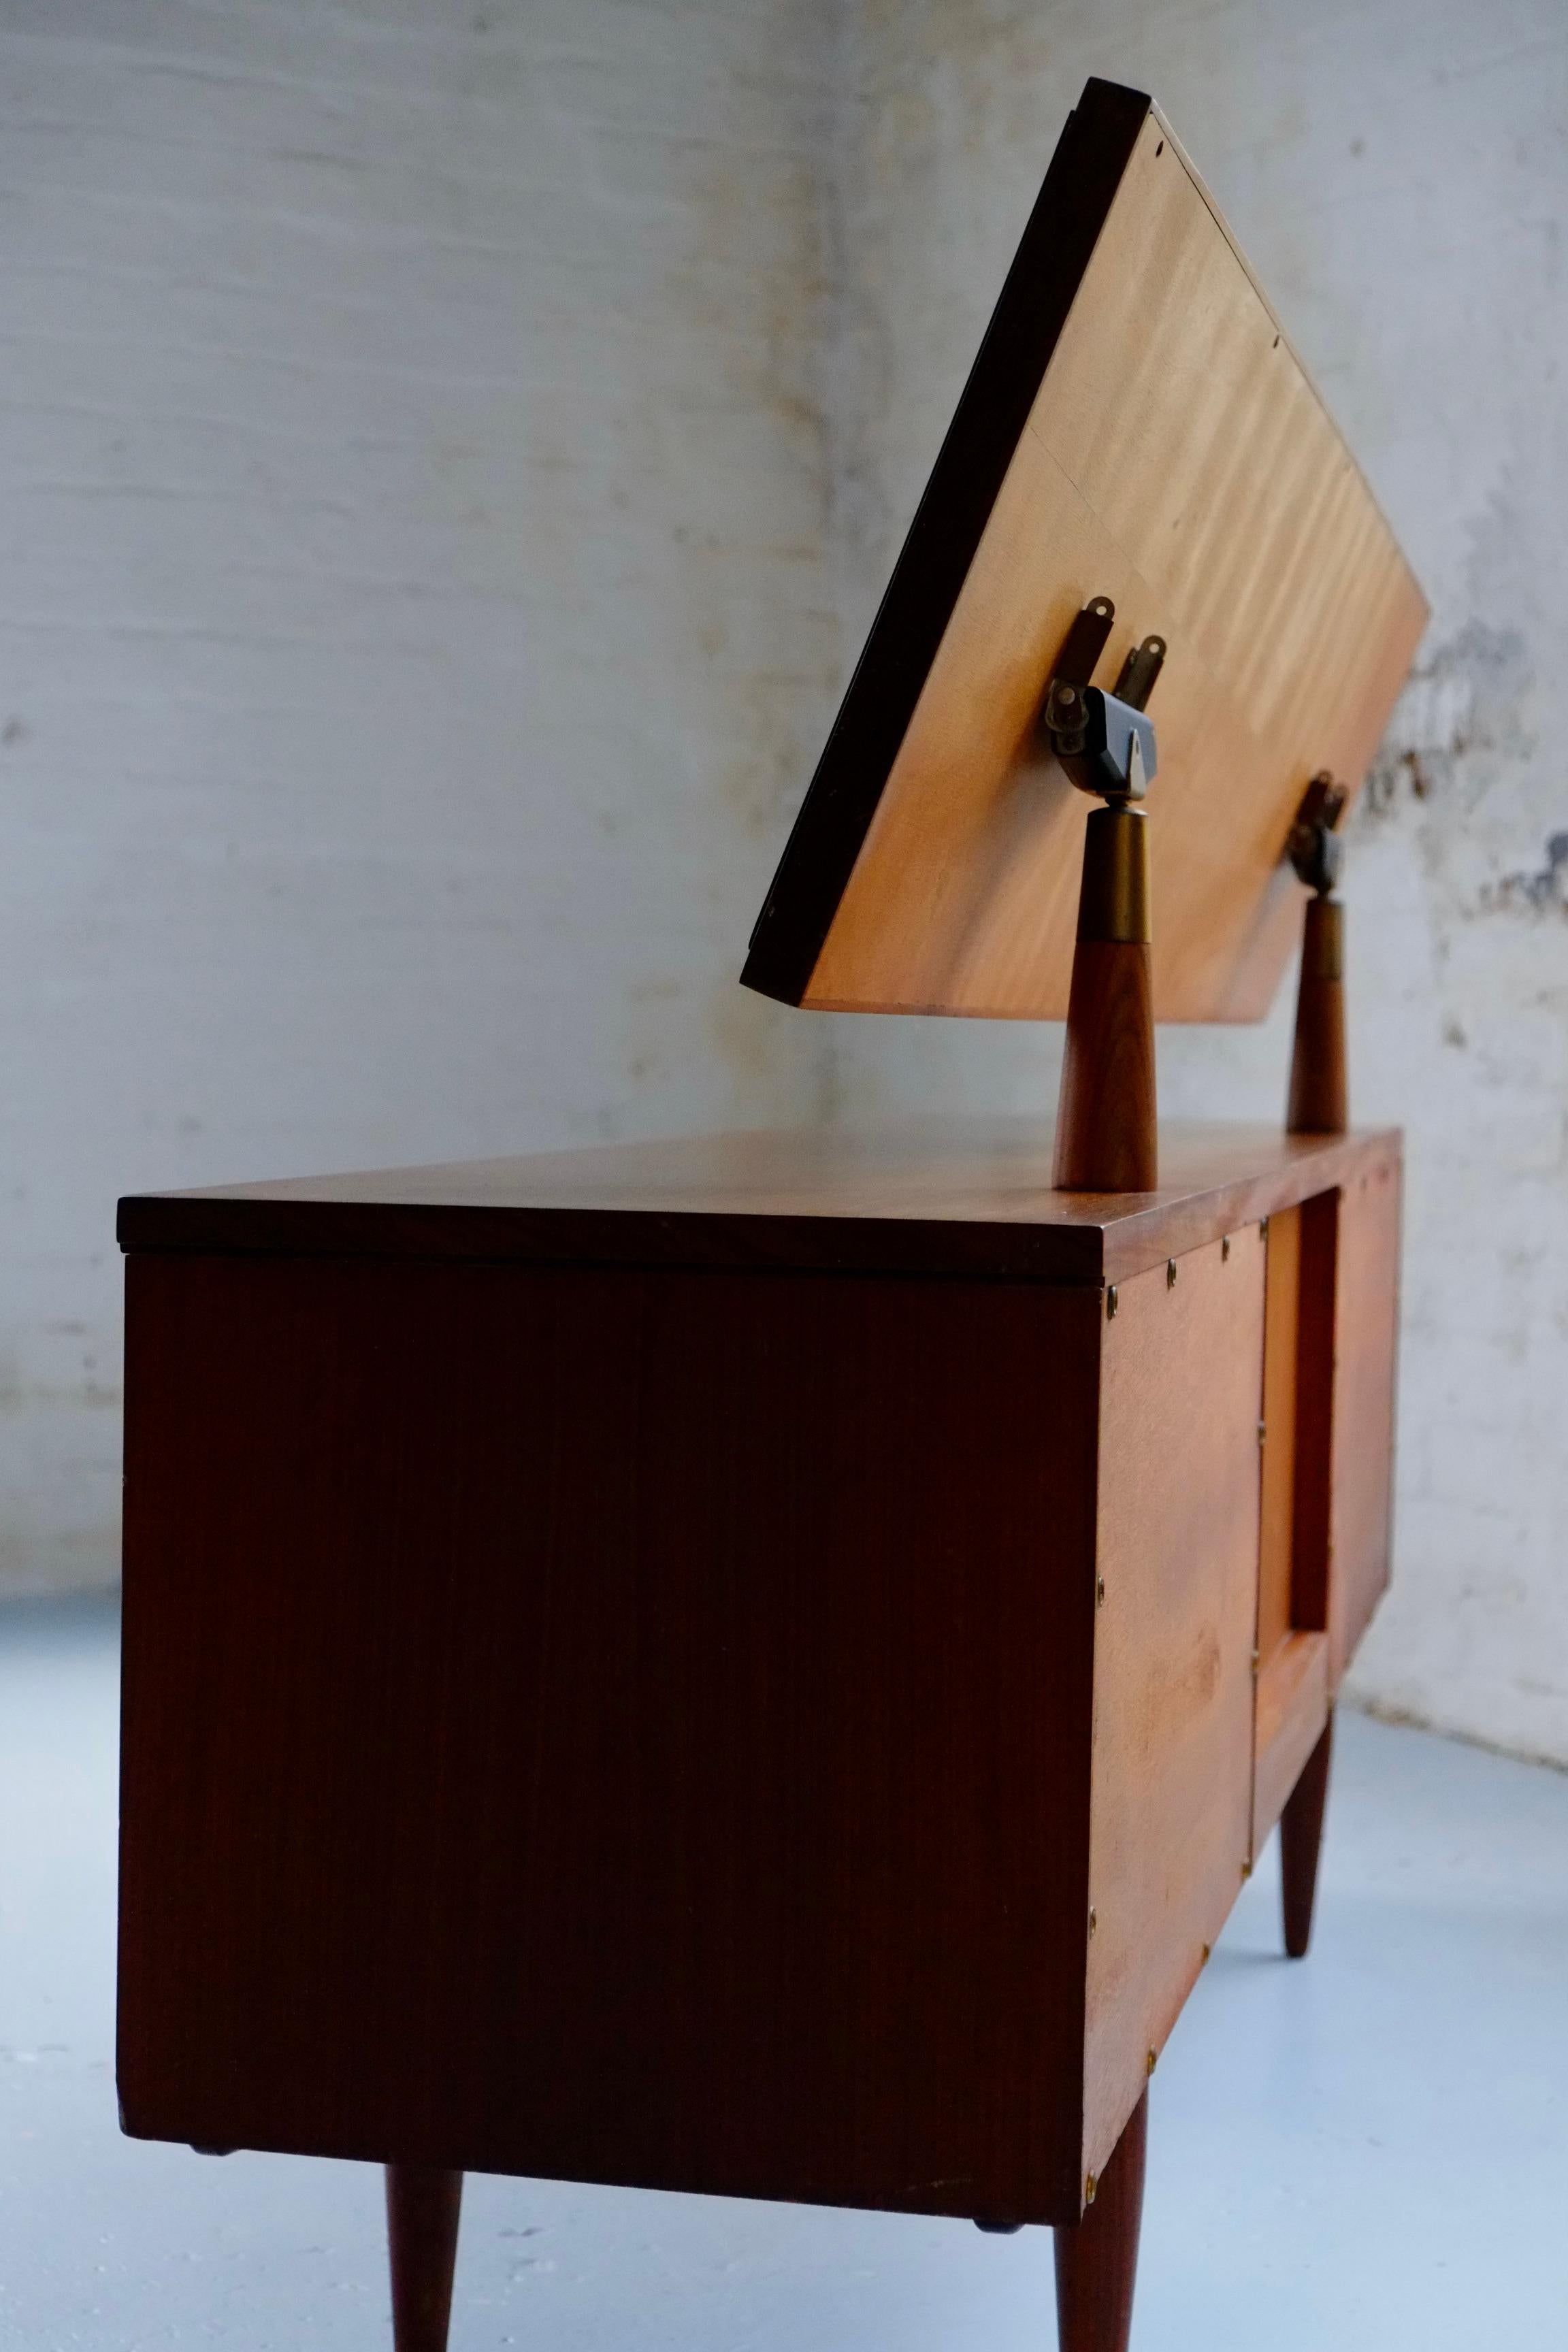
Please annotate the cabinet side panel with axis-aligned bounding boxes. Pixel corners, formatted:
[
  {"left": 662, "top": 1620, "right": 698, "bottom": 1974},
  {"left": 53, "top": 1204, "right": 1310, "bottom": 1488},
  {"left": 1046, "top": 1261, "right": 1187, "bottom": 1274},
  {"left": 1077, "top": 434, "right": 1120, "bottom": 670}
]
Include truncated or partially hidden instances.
[
  {"left": 1329, "top": 1150, "right": 1403, "bottom": 1682},
  {"left": 118, "top": 1255, "right": 1100, "bottom": 2223},
  {"left": 1084, "top": 1232, "right": 1263, "bottom": 2185}
]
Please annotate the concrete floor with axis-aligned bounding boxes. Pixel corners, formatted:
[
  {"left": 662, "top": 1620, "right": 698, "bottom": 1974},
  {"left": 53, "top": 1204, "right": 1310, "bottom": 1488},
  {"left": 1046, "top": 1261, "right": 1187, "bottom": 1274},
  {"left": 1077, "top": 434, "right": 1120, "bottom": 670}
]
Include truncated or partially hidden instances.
[{"left": 1, "top": 1596, "right": 1565, "bottom": 2349}]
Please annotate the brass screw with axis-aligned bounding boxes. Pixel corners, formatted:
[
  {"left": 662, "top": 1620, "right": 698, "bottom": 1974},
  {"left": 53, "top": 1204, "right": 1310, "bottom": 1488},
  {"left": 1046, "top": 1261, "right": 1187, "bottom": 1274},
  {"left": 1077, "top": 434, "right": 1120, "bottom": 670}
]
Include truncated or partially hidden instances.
[
  {"left": 1096, "top": 1575, "right": 1106, "bottom": 1608},
  {"left": 1250, "top": 1646, "right": 1260, "bottom": 1679},
  {"left": 1166, "top": 1256, "right": 1177, "bottom": 1287},
  {"left": 1222, "top": 1234, "right": 1231, "bottom": 1262},
  {"left": 1200, "top": 1942, "right": 1211, "bottom": 1965},
  {"left": 1084, "top": 2172, "right": 1098, "bottom": 2206},
  {"left": 1257, "top": 1418, "right": 1267, "bottom": 1447},
  {"left": 1260, "top": 1216, "right": 1269, "bottom": 1241},
  {"left": 1146, "top": 2047, "right": 1158, "bottom": 2076},
  {"left": 1106, "top": 1284, "right": 1118, "bottom": 1320},
  {"left": 1241, "top": 1859, "right": 1252, "bottom": 1882},
  {"left": 1088, "top": 1908, "right": 1098, "bottom": 1938}
]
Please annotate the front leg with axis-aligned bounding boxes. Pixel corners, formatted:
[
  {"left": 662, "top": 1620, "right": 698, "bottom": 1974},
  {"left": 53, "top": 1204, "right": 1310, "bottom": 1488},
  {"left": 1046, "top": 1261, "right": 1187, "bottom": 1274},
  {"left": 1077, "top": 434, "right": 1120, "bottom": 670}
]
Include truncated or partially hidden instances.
[
  {"left": 386, "top": 2164, "right": 463, "bottom": 2351},
  {"left": 1280, "top": 1710, "right": 1335, "bottom": 1957},
  {"left": 1054, "top": 2089, "right": 1147, "bottom": 2352}
]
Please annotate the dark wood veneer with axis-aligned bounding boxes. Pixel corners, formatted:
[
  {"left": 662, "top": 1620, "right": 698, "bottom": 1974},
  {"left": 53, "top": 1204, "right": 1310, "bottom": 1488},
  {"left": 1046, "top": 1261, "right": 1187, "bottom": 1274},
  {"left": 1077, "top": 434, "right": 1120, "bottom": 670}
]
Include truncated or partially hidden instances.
[{"left": 119, "top": 1253, "right": 1103, "bottom": 2222}]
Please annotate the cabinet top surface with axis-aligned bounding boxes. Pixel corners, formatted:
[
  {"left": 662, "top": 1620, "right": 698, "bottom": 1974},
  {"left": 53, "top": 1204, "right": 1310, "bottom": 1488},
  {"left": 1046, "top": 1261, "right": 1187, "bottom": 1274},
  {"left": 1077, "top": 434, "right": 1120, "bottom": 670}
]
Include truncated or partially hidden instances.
[{"left": 119, "top": 1120, "right": 1400, "bottom": 1287}]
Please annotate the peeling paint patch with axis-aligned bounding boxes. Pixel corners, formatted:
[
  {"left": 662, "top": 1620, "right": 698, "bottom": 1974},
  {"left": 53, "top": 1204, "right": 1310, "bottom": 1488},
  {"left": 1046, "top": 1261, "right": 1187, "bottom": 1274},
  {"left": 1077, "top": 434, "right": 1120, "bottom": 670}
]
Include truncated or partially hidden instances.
[
  {"left": 1485, "top": 832, "right": 1568, "bottom": 915},
  {"left": 1362, "top": 621, "right": 1533, "bottom": 819}
]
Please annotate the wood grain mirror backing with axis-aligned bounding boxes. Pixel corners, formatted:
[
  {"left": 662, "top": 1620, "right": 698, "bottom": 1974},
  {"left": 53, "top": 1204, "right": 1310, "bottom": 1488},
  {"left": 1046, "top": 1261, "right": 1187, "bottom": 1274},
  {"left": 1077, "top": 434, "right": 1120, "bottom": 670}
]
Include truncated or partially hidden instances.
[{"left": 742, "top": 80, "right": 1427, "bottom": 1022}]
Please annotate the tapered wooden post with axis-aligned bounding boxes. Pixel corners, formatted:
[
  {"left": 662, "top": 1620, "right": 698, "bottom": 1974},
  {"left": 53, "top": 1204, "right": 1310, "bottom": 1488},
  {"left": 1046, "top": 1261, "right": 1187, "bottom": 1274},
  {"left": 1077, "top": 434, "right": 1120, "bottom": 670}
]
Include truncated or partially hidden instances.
[
  {"left": 1054, "top": 806, "right": 1158, "bottom": 1192},
  {"left": 1281, "top": 1712, "right": 1335, "bottom": 1958},
  {"left": 1286, "top": 894, "right": 1346, "bottom": 1134},
  {"left": 387, "top": 2165, "right": 463, "bottom": 2352},
  {"left": 1279, "top": 782, "right": 1348, "bottom": 1957},
  {"left": 1054, "top": 2089, "right": 1148, "bottom": 2352}
]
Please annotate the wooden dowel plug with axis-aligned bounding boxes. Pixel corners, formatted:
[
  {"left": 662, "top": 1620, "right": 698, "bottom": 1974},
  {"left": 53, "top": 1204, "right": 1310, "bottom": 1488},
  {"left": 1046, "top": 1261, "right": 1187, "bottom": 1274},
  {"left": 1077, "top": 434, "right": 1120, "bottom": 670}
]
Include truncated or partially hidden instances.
[
  {"left": 1054, "top": 2087, "right": 1148, "bottom": 2352},
  {"left": 1054, "top": 805, "right": 1158, "bottom": 1192},
  {"left": 1286, "top": 894, "right": 1347, "bottom": 1134},
  {"left": 387, "top": 2164, "right": 463, "bottom": 2352}
]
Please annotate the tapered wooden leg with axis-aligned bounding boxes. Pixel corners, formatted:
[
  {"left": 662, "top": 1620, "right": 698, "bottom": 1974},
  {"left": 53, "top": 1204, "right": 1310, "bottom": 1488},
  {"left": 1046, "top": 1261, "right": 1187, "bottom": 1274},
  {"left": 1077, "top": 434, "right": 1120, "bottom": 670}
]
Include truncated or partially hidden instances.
[
  {"left": 1281, "top": 1710, "right": 1335, "bottom": 1959},
  {"left": 1054, "top": 2089, "right": 1147, "bottom": 2352},
  {"left": 387, "top": 2164, "right": 463, "bottom": 2352}
]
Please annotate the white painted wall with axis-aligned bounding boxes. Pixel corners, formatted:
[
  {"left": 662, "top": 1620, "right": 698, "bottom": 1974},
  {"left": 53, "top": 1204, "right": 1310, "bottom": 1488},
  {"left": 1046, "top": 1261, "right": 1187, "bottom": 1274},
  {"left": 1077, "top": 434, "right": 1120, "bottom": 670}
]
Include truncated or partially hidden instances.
[
  {"left": 827, "top": 0, "right": 1568, "bottom": 1766},
  {"left": 5, "top": 1, "right": 1567, "bottom": 1774},
  {"left": 0, "top": 0, "right": 841, "bottom": 1588}
]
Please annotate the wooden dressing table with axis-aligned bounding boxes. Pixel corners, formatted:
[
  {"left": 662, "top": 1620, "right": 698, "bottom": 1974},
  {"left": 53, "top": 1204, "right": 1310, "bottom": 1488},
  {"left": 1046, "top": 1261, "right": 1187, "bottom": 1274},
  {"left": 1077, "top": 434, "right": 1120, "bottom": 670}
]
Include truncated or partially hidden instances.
[
  {"left": 116, "top": 1119, "right": 1400, "bottom": 2345},
  {"left": 117, "top": 76, "right": 1424, "bottom": 2352}
]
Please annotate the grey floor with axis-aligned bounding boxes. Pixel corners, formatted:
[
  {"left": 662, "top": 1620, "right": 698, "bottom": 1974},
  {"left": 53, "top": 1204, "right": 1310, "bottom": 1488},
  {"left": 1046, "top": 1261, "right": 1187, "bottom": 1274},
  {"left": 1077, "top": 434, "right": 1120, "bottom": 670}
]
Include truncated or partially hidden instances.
[{"left": 1, "top": 1598, "right": 1565, "bottom": 2350}]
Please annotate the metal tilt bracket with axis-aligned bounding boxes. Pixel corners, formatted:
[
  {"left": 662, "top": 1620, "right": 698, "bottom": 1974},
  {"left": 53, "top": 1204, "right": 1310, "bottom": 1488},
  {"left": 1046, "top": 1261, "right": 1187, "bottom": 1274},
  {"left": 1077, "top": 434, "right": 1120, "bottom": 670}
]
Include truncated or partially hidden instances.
[
  {"left": 1041, "top": 595, "right": 1166, "bottom": 805},
  {"left": 1287, "top": 771, "right": 1349, "bottom": 895}
]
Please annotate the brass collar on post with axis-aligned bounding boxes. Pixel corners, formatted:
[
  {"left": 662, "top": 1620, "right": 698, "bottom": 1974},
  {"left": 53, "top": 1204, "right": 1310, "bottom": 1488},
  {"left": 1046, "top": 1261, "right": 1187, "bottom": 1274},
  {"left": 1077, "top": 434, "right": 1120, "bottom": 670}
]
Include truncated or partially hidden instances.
[
  {"left": 1300, "top": 894, "right": 1343, "bottom": 980},
  {"left": 1076, "top": 804, "right": 1151, "bottom": 945}
]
